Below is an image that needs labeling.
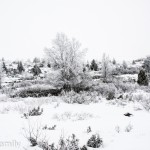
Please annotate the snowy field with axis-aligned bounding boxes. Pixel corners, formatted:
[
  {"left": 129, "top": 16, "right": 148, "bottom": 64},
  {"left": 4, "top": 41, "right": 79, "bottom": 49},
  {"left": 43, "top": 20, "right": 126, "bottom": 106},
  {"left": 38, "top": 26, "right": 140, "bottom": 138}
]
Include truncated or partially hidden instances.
[{"left": 0, "top": 96, "right": 150, "bottom": 150}]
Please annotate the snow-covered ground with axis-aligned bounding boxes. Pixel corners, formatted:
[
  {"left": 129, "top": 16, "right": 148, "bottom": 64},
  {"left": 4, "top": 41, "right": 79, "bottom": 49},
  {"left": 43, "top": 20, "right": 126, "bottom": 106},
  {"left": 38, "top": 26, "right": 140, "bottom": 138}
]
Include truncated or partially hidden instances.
[
  {"left": 0, "top": 97, "right": 149, "bottom": 150},
  {"left": 116, "top": 74, "right": 138, "bottom": 82}
]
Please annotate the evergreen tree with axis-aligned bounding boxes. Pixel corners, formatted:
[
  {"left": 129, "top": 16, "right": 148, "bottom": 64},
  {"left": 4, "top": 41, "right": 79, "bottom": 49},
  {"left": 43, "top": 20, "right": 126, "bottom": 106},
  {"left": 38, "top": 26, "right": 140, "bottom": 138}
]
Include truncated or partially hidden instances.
[
  {"left": 137, "top": 69, "right": 149, "bottom": 86},
  {"left": 90, "top": 59, "right": 98, "bottom": 71},
  {"left": 31, "top": 64, "right": 41, "bottom": 76},
  {"left": 47, "top": 63, "right": 51, "bottom": 68},
  {"left": 2, "top": 60, "right": 8, "bottom": 73},
  {"left": 112, "top": 59, "right": 116, "bottom": 65},
  {"left": 132, "top": 60, "right": 136, "bottom": 65},
  {"left": 17, "top": 61, "right": 25, "bottom": 73}
]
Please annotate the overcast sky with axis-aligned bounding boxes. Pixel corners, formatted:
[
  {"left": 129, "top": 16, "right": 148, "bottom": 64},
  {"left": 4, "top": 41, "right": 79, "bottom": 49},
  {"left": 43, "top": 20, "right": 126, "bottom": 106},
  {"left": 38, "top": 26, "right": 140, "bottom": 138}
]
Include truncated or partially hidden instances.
[{"left": 0, "top": 0, "right": 150, "bottom": 61}]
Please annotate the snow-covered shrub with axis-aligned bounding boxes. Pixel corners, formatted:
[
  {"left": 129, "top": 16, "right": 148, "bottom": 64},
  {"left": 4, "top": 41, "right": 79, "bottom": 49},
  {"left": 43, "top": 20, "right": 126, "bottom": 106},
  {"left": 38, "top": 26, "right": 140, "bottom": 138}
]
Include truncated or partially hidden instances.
[
  {"left": 42, "top": 125, "right": 56, "bottom": 130},
  {"left": 143, "top": 56, "right": 150, "bottom": 72},
  {"left": 92, "top": 83, "right": 116, "bottom": 99},
  {"left": 0, "top": 94, "right": 9, "bottom": 102},
  {"left": 115, "top": 126, "right": 120, "bottom": 133},
  {"left": 53, "top": 112, "right": 93, "bottom": 121},
  {"left": 80, "top": 145, "right": 87, "bottom": 150},
  {"left": 114, "top": 80, "right": 137, "bottom": 93},
  {"left": 140, "top": 98, "right": 150, "bottom": 111},
  {"left": 2, "top": 86, "right": 14, "bottom": 96},
  {"left": 23, "top": 106, "right": 43, "bottom": 118},
  {"left": 87, "top": 126, "right": 92, "bottom": 133},
  {"left": 14, "top": 80, "right": 32, "bottom": 88},
  {"left": 66, "top": 134, "right": 80, "bottom": 150},
  {"left": 87, "top": 134, "right": 103, "bottom": 148},
  {"left": 128, "top": 90, "right": 150, "bottom": 111},
  {"left": 125, "top": 124, "right": 133, "bottom": 132},
  {"left": 62, "top": 90, "right": 99, "bottom": 104},
  {"left": 23, "top": 121, "right": 43, "bottom": 147},
  {"left": 39, "top": 142, "right": 57, "bottom": 150},
  {"left": 22, "top": 72, "right": 34, "bottom": 80}
]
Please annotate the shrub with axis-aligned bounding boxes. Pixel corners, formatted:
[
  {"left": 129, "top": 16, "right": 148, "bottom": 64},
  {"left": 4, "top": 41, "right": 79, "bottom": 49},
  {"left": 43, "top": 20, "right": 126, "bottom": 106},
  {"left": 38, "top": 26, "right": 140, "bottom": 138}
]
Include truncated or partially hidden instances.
[
  {"left": 11, "top": 84, "right": 62, "bottom": 97},
  {"left": 106, "top": 90, "right": 115, "bottom": 100},
  {"left": 143, "top": 56, "right": 150, "bottom": 72},
  {"left": 137, "top": 69, "right": 149, "bottom": 86},
  {"left": 87, "top": 134, "right": 103, "bottom": 148},
  {"left": 14, "top": 80, "right": 32, "bottom": 88},
  {"left": 23, "top": 106, "right": 43, "bottom": 118},
  {"left": 39, "top": 142, "right": 57, "bottom": 150},
  {"left": 22, "top": 72, "right": 34, "bottom": 80},
  {"left": 80, "top": 145, "right": 87, "bottom": 150},
  {"left": 53, "top": 112, "right": 93, "bottom": 121},
  {"left": 92, "top": 83, "right": 116, "bottom": 99},
  {"left": 125, "top": 124, "right": 133, "bottom": 132},
  {"left": 46, "top": 70, "right": 92, "bottom": 93},
  {"left": 126, "top": 90, "right": 150, "bottom": 111},
  {"left": 113, "top": 80, "right": 137, "bottom": 93},
  {"left": 61, "top": 90, "right": 99, "bottom": 104},
  {"left": 87, "top": 126, "right": 92, "bottom": 133},
  {"left": 42, "top": 125, "right": 56, "bottom": 130},
  {"left": 66, "top": 134, "right": 80, "bottom": 150},
  {"left": 23, "top": 121, "right": 43, "bottom": 147}
]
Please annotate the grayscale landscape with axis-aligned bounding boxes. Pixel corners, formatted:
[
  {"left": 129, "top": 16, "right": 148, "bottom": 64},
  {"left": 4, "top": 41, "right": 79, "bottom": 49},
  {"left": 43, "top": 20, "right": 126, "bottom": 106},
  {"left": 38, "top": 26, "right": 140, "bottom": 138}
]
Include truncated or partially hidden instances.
[{"left": 0, "top": 0, "right": 150, "bottom": 150}]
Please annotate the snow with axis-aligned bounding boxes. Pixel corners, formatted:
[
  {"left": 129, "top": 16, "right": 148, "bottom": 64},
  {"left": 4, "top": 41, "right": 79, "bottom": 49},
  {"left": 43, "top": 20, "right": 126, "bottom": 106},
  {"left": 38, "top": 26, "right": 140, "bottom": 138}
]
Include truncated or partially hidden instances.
[
  {"left": 0, "top": 98, "right": 150, "bottom": 150},
  {"left": 116, "top": 74, "right": 138, "bottom": 82}
]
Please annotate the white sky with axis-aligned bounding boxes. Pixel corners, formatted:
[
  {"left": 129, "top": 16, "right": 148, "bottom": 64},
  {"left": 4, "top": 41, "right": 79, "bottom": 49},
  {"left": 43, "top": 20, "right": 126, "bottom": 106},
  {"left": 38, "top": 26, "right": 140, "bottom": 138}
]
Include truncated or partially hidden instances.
[{"left": 0, "top": 0, "right": 150, "bottom": 61}]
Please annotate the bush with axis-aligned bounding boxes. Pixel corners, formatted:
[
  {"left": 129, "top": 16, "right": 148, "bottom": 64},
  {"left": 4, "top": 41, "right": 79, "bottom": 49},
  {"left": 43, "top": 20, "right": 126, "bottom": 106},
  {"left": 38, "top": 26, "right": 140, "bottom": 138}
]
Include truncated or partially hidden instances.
[
  {"left": 137, "top": 69, "right": 149, "bottom": 86},
  {"left": 125, "top": 124, "right": 133, "bottom": 132},
  {"left": 23, "top": 106, "right": 43, "bottom": 118},
  {"left": 22, "top": 72, "right": 34, "bottom": 80},
  {"left": 66, "top": 134, "right": 80, "bottom": 150},
  {"left": 14, "top": 80, "right": 32, "bottom": 88},
  {"left": 92, "top": 83, "right": 116, "bottom": 99},
  {"left": 87, "top": 134, "right": 103, "bottom": 148},
  {"left": 46, "top": 70, "right": 92, "bottom": 93},
  {"left": 61, "top": 90, "right": 100, "bottom": 104},
  {"left": 39, "top": 134, "right": 80, "bottom": 150},
  {"left": 53, "top": 111, "right": 93, "bottom": 121},
  {"left": 126, "top": 90, "right": 150, "bottom": 111},
  {"left": 114, "top": 80, "right": 137, "bottom": 93},
  {"left": 11, "top": 84, "right": 62, "bottom": 98},
  {"left": 39, "top": 142, "right": 57, "bottom": 150}
]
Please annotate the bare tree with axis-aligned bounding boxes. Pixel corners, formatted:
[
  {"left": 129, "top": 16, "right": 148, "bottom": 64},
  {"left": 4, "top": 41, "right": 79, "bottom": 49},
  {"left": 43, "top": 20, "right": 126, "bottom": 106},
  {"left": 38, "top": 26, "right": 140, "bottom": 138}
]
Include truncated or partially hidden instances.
[
  {"left": 101, "top": 53, "right": 112, "bottom": 82},
  {"left": 45, "top": 33, "right": 88, "bottom": 90},
  {"left": 122, "top": 60, "right": 128, "bottom": 69}
]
